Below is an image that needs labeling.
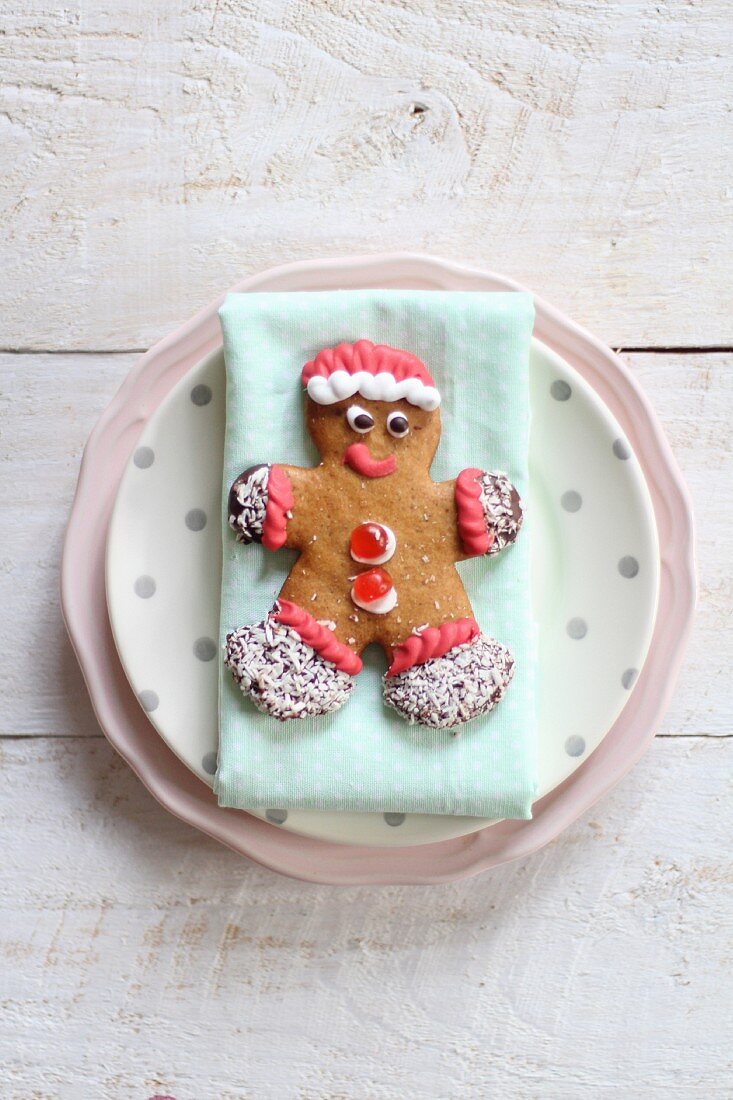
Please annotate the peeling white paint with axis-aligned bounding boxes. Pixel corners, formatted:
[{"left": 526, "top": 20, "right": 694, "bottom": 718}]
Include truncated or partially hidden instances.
[
  {"left": 0, "top": 737, "right": 730, "bottom": 1097},
  {"left": 0, "top": 1, "right": 730, "bottom": 349}
]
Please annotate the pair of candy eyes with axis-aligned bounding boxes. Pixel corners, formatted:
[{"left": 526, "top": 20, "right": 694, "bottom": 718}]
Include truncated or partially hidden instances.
[{"left": 346, "top": 405, "right": 410, "bottom": 438}]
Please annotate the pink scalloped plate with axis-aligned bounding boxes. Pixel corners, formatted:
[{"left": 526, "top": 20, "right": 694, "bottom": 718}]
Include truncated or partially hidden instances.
[{"left": 61, "top": 254, "right": 695, "bottom": 885}]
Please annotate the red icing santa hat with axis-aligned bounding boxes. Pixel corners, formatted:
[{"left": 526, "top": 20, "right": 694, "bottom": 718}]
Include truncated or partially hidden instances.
[{"left": 302, "top": 340, "right": 441, "bottom": 411}]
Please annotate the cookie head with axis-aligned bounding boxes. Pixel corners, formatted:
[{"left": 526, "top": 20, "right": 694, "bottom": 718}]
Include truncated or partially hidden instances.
[{"left": 302, "top": 340, "right": 442, "bottom": 477}]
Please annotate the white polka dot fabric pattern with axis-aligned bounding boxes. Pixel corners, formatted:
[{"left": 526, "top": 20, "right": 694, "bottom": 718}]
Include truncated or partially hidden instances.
[{"left": 216, "top": 290, "right": 537, "bottom": 818}]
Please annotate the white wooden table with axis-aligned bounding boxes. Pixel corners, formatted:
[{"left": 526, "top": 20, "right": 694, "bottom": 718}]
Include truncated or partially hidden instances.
[{"left": 1, "top": 4, "right": 731, "bottom": 1097}]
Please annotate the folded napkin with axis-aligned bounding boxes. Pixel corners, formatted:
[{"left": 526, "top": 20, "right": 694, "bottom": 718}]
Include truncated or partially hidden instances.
[{"left": 215, "top": 290, "right": 537, "bottom": 817}]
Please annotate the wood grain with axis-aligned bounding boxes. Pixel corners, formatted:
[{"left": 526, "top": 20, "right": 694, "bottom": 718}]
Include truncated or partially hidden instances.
[
  {"left": 0, "top": 1, "right": 731, "bottom": 350},
  {"left": 0, "top": 735, "right": 729, "bottom": 1098}
]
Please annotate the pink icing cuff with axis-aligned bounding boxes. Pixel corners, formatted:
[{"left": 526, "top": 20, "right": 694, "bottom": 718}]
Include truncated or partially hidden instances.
[
  {"left": 262, "top": 465, "right": 295, "bottom": 551},
  {"left": 455, "top": 468, "right": 494, "bottom": 556},
  {"left": 387, "top": 618, "right": 480, "bottom": 678},
  {"left": 273, "top": 600, "right": 363, "bottom": 676}
]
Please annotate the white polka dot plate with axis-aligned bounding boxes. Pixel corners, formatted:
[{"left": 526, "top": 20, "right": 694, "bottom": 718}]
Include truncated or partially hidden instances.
[
  {"left": 105, "top": 318, "right": 659, "bottom": 847},
  {"left": 64, "top": 253, "right": 693, "bottom": 878}
]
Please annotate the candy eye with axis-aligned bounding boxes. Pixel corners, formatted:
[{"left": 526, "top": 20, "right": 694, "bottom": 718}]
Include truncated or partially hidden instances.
[
  {"left": 387, "top": 411, "right": 410, "bottom": 438},
  {"left": 347, "top": 405, "right": 375, "bottom": 433}
]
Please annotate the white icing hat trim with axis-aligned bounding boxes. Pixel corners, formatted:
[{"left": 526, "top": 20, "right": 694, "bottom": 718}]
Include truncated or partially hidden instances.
[{"left": 307, "top": 370, "right": 441, "bottom": 411}]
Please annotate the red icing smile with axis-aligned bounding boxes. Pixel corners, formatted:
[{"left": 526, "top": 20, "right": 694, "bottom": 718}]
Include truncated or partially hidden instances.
[{"left": 343, "top": 443, "right": 397, "bottom": 479}]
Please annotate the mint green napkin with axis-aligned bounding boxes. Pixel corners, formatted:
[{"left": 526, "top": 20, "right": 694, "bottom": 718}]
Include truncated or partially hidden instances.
[{"left": 215, "top": 290, "right": 537, "bottom": 818}]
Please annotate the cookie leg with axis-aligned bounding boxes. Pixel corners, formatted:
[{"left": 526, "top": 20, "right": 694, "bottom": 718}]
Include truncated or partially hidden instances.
[
  {"left": 224, "top": 601, "right": 361, "bottom": 721},
  {"left": 383, "top": 631, "right": 515, "bottom": 729}
]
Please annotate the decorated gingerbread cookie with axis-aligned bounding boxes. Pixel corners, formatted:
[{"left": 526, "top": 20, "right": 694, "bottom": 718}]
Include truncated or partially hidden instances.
[{"left": 224, "top": 340, "right": 523, "bottom": 729}]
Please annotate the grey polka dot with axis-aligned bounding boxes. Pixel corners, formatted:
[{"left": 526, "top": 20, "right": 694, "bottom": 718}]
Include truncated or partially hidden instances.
[
  {"left": 613, "top": 438, "right": 631, "bottom": 460},
  {"left": 138, "top": 690, "right": 159, "bottom": 713},
  {"left": 185, "top": 508, "right": 207, "bottom": 531},
  {"left": 565, "top": 735, "right": 586, "bottom": 757},
  {"left": 384, "top": 812, "right": 406, "bottom": 827},
  {"left": 265, "top": 808, "right": 288, "bottom": 825},
  {"left": 561, "top": 490, "right": 582, "bottom": 513},
  {"left": 201, "top": 751, "right": 218, "bottom": 775},
  {"left": 193, "top": 637, "right": 217, "bottom": 662},
  {"left": 191, "top": 383, "right": 212, "bottom": 407},
  {"left": 622, "top": 668, "right": 639, "bottom": 690},
  {"left": 567, "top": 617, "right": 587, "bottom": 639},
  {"left": 619, "top": 555, "right": 639, "bottom": 578},
  {"left": 134, "top": 575, "right": 156, "bottom": 598},
  {"left": 133, "top": 446, "right": 154, "bottom": 469},
  {"left": 551, "top": 379, "right": 572, "bottom": 401}
]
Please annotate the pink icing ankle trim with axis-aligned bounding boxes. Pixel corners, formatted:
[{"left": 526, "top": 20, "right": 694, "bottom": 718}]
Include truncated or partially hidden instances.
[
  {"left": 273, "top": 600, "right": 363, "bottom": 676},
  {"left": 387, "top": 618, "right": 480, "bottom": 678},
  {"left": 455, "top": 468, "right": 494, "bottom": 556},
  {"left": 262, "top": 465, "right": 294, "bottom": 550}
]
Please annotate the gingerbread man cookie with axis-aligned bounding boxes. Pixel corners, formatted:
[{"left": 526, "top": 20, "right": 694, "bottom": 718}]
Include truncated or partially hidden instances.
[{"left": 224, "top": 340, "right": 523, "bottom": 729}]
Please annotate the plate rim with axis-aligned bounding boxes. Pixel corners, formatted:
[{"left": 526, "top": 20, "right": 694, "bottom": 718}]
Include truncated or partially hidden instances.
[{"left": 61, "top": 252, "right": 695, "bottom": 884}]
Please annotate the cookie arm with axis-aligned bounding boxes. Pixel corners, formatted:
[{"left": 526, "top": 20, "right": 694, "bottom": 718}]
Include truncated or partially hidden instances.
[
  {"left": 228, "top": 463, "right": 300, "bottom": 550},
  {"left": 453, "top": 467, "right": 524, "bottom": 558}
]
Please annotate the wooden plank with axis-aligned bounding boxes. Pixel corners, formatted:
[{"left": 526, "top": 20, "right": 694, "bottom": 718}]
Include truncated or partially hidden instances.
[
  {"left": 0, "top": 354, "right": 137, "bottom": 739},
  {"left": 0, "top": 351, "right": 729, "bottom": 737},
  {"left": 0, "top": 2, "right": 731, "bottom": 349},
  {"left": 0, "top": 735, "right": 729, "bottom": 1097}
]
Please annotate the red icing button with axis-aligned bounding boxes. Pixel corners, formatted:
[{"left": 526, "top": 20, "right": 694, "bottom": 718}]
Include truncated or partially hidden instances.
[
  {"left": 352, "top": 567, "right": 393, "bottom": 605},
  {"left": 350, "top": 522, "right": 389, "bottom": 562}
]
